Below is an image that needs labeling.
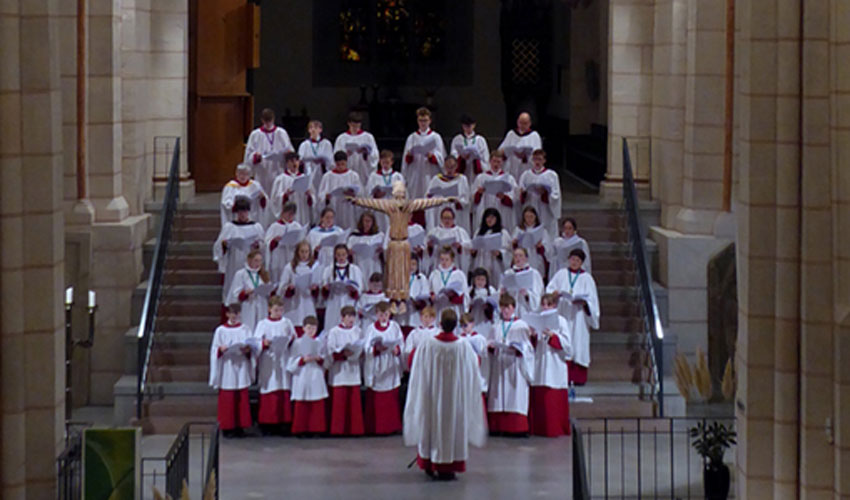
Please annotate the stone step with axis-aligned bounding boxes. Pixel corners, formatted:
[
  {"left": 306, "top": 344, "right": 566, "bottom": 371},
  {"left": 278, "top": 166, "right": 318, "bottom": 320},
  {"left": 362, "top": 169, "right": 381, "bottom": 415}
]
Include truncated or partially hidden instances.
[
  {"left": 158, "top": 300, "right": 222, "bottom": 317},
  {"left": 172, "top": 226, "right": 220, "bottom": 242},
  {"left": 570, "top": 397, "right": 655, "bottom": 418},
  {"left": 142, "top": 395, "right": 218, "bottom": 417},
  {"left": 165, "top": 255, "right": 219, "bottom": 271},
  {"left": 157, "top": 316, "right": 221, "bottom": 332},
  {"left": 163, "top": 270, "right": 223, "bottom": 286},
  {"left": 149, "top": 364, "right": 209, "bottom": 383},
  {"left": 174, "top": 213, "right": 220, "bottom": 228}
]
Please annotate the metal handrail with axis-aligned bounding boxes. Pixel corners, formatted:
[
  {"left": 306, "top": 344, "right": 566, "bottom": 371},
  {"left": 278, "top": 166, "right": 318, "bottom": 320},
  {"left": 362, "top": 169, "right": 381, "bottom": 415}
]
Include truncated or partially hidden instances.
[
  {"left": 621, "top": 138, "right": 665, "bottom": 416},
  {"left": 137, "top": 138, "right": 181, "bottom": 419}
]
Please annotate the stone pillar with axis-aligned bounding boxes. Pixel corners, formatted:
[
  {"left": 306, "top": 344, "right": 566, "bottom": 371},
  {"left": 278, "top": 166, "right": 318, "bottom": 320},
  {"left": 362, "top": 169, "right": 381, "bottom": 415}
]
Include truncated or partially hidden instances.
[
  {"left": 0, "top": 1, "right": 67, "bottom": 497},
  {"left": 602, "top": 0, "right": 654, "bottom": 200}
]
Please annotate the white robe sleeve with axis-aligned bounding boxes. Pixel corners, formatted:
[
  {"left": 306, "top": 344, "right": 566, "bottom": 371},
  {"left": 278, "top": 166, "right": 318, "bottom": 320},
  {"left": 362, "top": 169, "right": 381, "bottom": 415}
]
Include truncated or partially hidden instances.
[{"left": 208, "top": 328, "right": 225, "bottom": 388}]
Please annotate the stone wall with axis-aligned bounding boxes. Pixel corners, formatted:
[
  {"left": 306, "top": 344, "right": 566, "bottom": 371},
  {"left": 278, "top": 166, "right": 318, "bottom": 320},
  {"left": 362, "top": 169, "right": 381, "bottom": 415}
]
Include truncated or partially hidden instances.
[{"left": 0, "top": 2, "right": 68, "bottom": 497}]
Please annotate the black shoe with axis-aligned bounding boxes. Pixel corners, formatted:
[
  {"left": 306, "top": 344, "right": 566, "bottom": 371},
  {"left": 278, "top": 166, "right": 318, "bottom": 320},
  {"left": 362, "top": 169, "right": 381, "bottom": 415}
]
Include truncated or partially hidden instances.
[
  {"left": 233, "top": 428, "right": 246, "bottom": 438},
  {"left": 222, "top": 429, "right": 236, "bottom": 439},
  {"left": 436, "top": 472, "right": 456, "bottom": 481}
]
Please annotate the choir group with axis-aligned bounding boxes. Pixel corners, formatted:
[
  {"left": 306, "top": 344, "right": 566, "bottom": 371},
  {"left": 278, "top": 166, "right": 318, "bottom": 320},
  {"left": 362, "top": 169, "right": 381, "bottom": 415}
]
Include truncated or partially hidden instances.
[{"left": 210, "top": 107, "right": 600, "bottom": 441}]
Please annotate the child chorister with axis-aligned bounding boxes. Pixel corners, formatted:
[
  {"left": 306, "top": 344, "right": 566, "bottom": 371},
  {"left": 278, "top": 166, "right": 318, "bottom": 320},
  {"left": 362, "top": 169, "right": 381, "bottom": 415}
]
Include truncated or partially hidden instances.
[
  {"left": 487, "top": 294, "right": 534, "bottom": 435},
  {"left": 307, "top": 208, "right": 347, "bottom": 270},
  {"left": 270, "top": 152, "right": 314, "bottom": 227},
  {"left": 546, "top": 249, "right": 600, "bottom": 386},
  {"left": 334, "top": 111, "right": 379, "bottom": 186},
  {"left": 428, "top": 246, "right": 468, "bottom": 320},
  {"left": 297, "top": 120, "right": 334, "bottom": 193},
  {"left": 220, "top": 164, "right": 267, "bottom": 228},
  {"left": 402, "top": 306, "right": 439, "bottom": 370},
  {"left": 265, "top": 203, "right": 304, "bottom": 283},
  {"left": 358, "top": 273, "right": 387, "bottom": 329},
  {"left": 288, "top": 316, "right": 329, "bottom": 435},
  {"left": 319, "top": 151, "right": 363, "bottom": 230},
  {"left": 347, "top": 212, "right": 384, "bottom": 282},
  {"left": 426, "top": 207, "right": 471, "bottom": 272},
  {"left": 321, "top": 244, "right": 363, "bottom": 330},
  {"left": 512, "top": 206, "right": 552, "bottom": 280},
  {"left": 467, "top": 268, "right": 498, "bottom": 327},
  {"left": 518, "top": 149, "right": 561, "bottom": 231},
  {"left": 459, "top": 313, "right": 490, "bottom": 395},
  {"left": 402, "top": 107, "right": 445, "bottom": 200},
  {"left": 209, "top": 304, "right": 255, "bottom": 437},
  {"left": 500, "top": 248, "right": 545, "bottom": 317},
  {"left": 396, "top": 253, "right": 430, "bottom": 337},
  {"left": 226, "top": 249, "right": 272, "bottom": 332},
  {"left": 498, "top": 112, "right": 542, "bottom": 181},
  {"left": 325, "top": 306, "right": 366, "bottom": 436},
  {"left": 365, "top": 150, "right": 404, "bottom": 232},
  {"left": 253, "top": 297, "right": 296, "bottom": 432},
  {"left": 213, "top": 197, "right": 265, "bottom": 304},
  {"left": 244, "top": 108, "right": 293, "bottom": 196},
  {"left": 449, "top": 114, "right": 490, "bottom": 186},
  {"left": 425, "top": 157, "right": 471, "bottom": 233},
  {"left": 278, "top": 241, "right": 319, "bottom": 328},
  {"left": 551, "top": 217, "right": 592, "bottom": 280},
  {"left": 471, "top": 150, "right": 519, "bottom": 233},
  {"left": 470, "top": 208, "right": 512, "bottom": 288},
  {"left": 528, "top": 293, "right": 572, "bottom": 437},
  {"left": 363, "top": 302, "right": 404, "bottom": 435}
]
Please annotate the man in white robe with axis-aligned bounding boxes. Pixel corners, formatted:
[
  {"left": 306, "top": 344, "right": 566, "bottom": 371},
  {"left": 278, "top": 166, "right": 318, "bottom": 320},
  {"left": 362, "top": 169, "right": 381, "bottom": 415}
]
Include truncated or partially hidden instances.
[
  {"left": 213, "top": 197, "right": 265, "bottom": 303},
  {"left": 404, "top": 309, "right": 487, "bottom": 480},
  {"left": 498, "top": 112, "right": 543, "bottom": 181},
  {"left": 270, "top": 152, "right": 314, "bottom": 227},
  {"left": 402, "top": 107, "right": 445, "bottom": 200},
  {"left": 319, "top": 151, "right": 363, "bottom": 230},
  {"left": 518, "top": 149, "right": 562, "bottom": 231},
  {"left": 220, "top": 164, "right": 267, "bottom": 228},
  {"left": 471, "top": 151, "right": 519, "bottom": 233},
  {"left": 425, "top": 157, "right": 471, "bottom": 233},
  {"left": 209, "top": 303, "right": 256, "bottom": 437},
  {"left": 244, "top": 108, "right": 293, "bottom": 195},
  {"left": 334, "top": 112, "right": 379, "bottom": 186},
  {"left": 297, "top": 120, "right": 334, "bottom": 193}
]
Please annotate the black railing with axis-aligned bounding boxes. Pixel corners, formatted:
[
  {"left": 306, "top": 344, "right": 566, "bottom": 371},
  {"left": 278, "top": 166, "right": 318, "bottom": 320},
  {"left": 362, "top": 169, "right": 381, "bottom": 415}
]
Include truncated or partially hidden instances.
[
  {"left": 137, "top": 138, "right": 181, "bottom": 420},
  {"left": 621, "top": 138, "right": 665, "bottom": 416},
  {"left": 140, "top": 422, "right": 220, "bottom": 500},
  {"left": 574, "top": 417, "right": 736, "bottom": 499},
  {"left": 572, "top": 420, "right": 591, "bottom": 500}
]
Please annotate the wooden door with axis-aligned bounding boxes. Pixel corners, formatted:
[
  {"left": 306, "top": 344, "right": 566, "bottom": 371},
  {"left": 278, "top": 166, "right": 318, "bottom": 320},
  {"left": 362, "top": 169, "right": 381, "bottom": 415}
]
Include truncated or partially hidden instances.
[{"left": 189, "top": 0, "right": 260, "bottom": 191}]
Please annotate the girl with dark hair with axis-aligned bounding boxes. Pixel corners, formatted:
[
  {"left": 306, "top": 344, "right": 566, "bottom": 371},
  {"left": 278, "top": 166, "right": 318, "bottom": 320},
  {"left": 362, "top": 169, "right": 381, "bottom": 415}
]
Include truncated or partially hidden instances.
[{"left": 470, "top": 208, "right": 512, "bottom": 288}]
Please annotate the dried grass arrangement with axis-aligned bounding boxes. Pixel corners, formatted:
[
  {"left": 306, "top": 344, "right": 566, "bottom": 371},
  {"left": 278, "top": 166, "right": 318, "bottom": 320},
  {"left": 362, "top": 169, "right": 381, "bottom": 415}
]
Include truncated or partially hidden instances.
[
  {"left": 674, "top": 347, "right": 736, "bottom": 403},
  {"left": 151, "top": 471, "right": 216, "bottom": 500}
]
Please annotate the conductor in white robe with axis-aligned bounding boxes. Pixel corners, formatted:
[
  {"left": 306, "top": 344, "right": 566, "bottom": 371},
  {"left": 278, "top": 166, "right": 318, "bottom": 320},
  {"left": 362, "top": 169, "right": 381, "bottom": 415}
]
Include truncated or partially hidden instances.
[{"left": 404, "top": 309, "right": 487, "bottom": 480}]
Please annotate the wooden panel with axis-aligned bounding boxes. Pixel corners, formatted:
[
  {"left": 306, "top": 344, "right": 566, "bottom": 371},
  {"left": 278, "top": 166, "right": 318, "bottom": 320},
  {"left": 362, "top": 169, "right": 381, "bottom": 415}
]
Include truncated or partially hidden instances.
[
  {"left": 248, "top": 3, "right": 261, "bottom": 68},
  {"left": 196, "top": 0, "right": 248, "bottom": 95},
  {"left": 192, "top": 97, "right": 248, "bottom": 191}
]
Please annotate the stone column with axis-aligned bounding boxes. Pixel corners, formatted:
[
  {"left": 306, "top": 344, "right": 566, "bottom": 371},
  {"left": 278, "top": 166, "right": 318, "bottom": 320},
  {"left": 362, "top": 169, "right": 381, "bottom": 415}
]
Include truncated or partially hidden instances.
[
  {"left": 602, "top": 0, "right": 654, "bottom": 200},
  {"left": 0, "top": 1, "right": 67, "bottom": 497}
]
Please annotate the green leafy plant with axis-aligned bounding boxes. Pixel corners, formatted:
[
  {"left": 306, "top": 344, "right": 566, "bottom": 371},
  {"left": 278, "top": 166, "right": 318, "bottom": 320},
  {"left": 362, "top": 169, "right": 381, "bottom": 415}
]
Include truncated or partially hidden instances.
[{"left": 690, "top": 421, "right": 737, "bottom": 465}]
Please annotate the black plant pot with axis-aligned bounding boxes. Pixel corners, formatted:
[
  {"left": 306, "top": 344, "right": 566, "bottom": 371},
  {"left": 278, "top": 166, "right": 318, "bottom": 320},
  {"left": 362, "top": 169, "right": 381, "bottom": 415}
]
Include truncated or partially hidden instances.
[{"left": 704, "top": 462, "right": 730, "bottom": 500}]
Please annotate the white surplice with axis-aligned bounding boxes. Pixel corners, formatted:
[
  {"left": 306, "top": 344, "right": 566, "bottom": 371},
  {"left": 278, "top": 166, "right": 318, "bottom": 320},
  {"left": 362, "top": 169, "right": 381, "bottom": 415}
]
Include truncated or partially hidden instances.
[
  {"left": 428, "top": 266, "right": 468, "bottom": 320},
  {"left": 226, "top": 266, "right": 272, "bottom": 333},
  {"left": 551, "top": 235, "right": 592, "bottom": 281},
  {"left": 450, "top": 132, "right": 490, "bottom": 186},
  {"left": 425, "top": 174, "right": 471, "bottom": 233},
  {"left": 470, "top": 229, "right": 512, "bottom": 288},
  {"left": 402, "top": 129, "right": 445, "bottom": 199},
  {"left": 325, "top": 324, "right": 363, "bottom": 387},
  {"left": 546, "top": 269, "right": 600, "bottom": 368},
  {"left": 318, "top": 169, "right": 363, "bottom": 230},
  {"left": 487, "top": 317, "right": 534, "bottom": 414},
  {"left": 471, "top": 171, "right": 519, "bottom": 234},
  {"left": 253, "top": 317, "right": 295, "bottom": 393},
  {"left": 500, "top": 266, "right": 544, "bottom": 316},
  {"left": 425, "top": 225, "right": 471, "bottom": 273},
  {"left": 209, "top": 323, "right": 255, "bottom": 390},
  {"left": 244, "top": 126, "right": 293, "bottom": 196},
  {"left": 467, "top": 285, "right": 498, "bottom": 326},
  {"left": 220, "top": 179, "right": 267, "bottom": 228},
  {"left": 403, "top": 333, "right": 487, "bottom": 467},
  {"left": 347, "top": 231, "right": 385, "bottom": 285},
  {"left": 213, "top": 221, "right": 265, "bottom": 303},
  {"left": 403, "top": 324, "right": 439, "bottom": 370},
  {"left": 287, "top": 335, "right": 329, "bottom": 401},
  {"left": 321, "top": 263, "right": 363, "bottom": 330},
  {"left": 277, "top": 262, "right": 318, "bottom": 326},
  {"left": 531, "top": 315, "right": 572, "bottom": 389},
  {"left": 461, "top": 330, "right": 490, "bottom": 393},
  {"left": 306, "top": 225, "right": 347, "bottom": 270},
  {"left": 297, "top": 137, "right": 334, "bottom": 192},
  {"left": 270, "top": 171, "right": 314, "bottom": 227},
  {"left": 498, "top": 129, "right": 542, "bottom": 181},
  {"left": 363, "top": 320, "right": 404, "bottom": 391},
  {"left": 511, "top": 225, "right": 553, "bottom": 280},
  {"left": 334, "top": 130, "right": 379, "bottom": 185},
  {"left": 518, "top": 167, "right": 561, "bottom": 231},
  {"left": 357, "top": 291, "right": 387, "bottom": 330},
  {"left": 396, "top": 272, "right": 430, "bottom": 328},
  {"left": 265, "top": 219, "right": 304, "bottom": 283}
]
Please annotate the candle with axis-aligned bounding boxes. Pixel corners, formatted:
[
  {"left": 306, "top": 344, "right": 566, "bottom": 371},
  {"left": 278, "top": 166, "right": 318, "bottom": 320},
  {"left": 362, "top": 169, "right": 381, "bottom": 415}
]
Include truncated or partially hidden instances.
[
  {"left": 88, "top": 290, "right": 96, "bottom": 309},
  {"left": 65, "top": 287, "right": 74, "bottom": 306}
]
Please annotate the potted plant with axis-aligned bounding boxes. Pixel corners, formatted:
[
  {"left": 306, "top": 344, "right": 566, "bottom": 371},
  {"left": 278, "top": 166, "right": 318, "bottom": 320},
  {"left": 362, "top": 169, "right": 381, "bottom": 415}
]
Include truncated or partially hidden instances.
[{"left": 690, "top": 421, "right": 737, "bottom": 500}]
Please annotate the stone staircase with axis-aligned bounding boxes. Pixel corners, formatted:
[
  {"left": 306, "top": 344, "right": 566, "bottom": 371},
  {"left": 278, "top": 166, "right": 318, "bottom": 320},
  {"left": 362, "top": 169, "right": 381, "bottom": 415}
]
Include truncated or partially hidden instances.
[{"left": 115, "top": 191, "right": 676, "bottom": 432}]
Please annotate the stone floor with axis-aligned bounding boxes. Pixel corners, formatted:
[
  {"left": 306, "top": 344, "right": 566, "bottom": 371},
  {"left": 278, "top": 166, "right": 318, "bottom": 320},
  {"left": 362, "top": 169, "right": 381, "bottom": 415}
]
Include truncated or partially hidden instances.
[{"left": 219, "top": 435, "right": 573, "bottom": 500}]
